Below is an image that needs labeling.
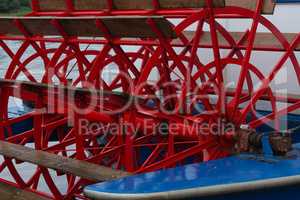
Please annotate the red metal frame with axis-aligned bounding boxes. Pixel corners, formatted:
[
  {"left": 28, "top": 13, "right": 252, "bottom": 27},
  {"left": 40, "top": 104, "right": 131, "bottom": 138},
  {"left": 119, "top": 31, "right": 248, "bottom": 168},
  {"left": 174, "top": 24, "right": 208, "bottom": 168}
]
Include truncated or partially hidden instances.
[{"left": 0, "top": 0, "right": 299, "bottom": 199}]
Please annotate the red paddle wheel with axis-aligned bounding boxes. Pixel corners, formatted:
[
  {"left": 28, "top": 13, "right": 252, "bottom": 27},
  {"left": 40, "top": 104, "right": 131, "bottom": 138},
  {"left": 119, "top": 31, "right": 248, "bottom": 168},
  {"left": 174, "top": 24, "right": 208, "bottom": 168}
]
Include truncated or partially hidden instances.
[{"left": 0, "top": 0, "right": 299, "bottom": 199}]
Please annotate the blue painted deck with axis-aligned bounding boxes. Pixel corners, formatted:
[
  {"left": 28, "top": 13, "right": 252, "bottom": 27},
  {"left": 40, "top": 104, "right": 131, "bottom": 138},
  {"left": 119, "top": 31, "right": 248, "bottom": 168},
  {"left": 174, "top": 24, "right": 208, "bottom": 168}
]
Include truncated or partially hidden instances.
[{"left": 84, "top": 144, "right": 300, "bottom": 200}]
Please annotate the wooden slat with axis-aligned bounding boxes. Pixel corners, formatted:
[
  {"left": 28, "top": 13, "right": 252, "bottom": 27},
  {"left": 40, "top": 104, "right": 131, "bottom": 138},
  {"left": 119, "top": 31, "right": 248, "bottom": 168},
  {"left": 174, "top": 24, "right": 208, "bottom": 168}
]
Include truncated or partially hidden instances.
[
  {"left": 0, "top": 141, "right": 130, "bottom": 182},
  {"left": 0, "top": 79, "right": 132, "bottom": 123},
  {"left": 225, "top": 88, "right": 300, "bottom": 103},
  {"left": 175, "top": 31, "right": 300, "bottom": 51},
  {"left": 0, "top": 182, "right": 51, "bottom": 200},
  {"left": 0, "top": 16, "right": 176, "bottom": 39},
  {"left": 37, "top": 0, "right": 225, "bottom": 11},
  {"left": 0, "top": 79, "right": 129, "bottom": 100},
  {"left": 37, "top": 0, "right": 275, "bottom": 14},
  {"left": 73, "top": 0, "right": 107, "bottom": 10},
  {"left": 226, "top": 0, "right": 276, "bottom": 14},
  {"left": 111, "top": 0, "right": 225, "bottom": 10},
  {"left": 38, "top": 0, "right": 67, "bottom": 11},
  {"left": 0, "top": 78, "right": 131, "bottom": 104},
  {"left": 158, "top": 0, "right": 225, "bottom": 9}
]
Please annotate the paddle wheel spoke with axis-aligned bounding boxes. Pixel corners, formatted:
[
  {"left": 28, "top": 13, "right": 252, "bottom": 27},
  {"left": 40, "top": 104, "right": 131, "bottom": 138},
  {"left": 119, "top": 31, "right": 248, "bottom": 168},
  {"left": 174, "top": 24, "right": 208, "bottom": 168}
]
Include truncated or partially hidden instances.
[{"left": 0, "top": 0, "right": 299, "bottom": 199}]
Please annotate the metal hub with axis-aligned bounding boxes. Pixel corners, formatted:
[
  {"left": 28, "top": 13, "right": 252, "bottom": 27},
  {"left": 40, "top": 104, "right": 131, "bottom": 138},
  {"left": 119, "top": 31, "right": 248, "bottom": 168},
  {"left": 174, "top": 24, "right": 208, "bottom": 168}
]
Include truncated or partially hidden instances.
[
  {"left": 269, "top": 132, "right": 292, "bottom": 156},
  {"left": 234, "top": 128, "right": 263, "bottom": 154}
]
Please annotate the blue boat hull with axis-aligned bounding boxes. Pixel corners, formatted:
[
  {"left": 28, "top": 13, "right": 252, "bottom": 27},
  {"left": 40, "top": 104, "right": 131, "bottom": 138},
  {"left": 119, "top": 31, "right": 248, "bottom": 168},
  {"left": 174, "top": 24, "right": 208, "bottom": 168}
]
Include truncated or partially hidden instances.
[
  {"left": 84, "top": 144, "right": 300, "bottom": 200},
  {"left": 197, "top": 184, "right": 300, "bottom": 200}
]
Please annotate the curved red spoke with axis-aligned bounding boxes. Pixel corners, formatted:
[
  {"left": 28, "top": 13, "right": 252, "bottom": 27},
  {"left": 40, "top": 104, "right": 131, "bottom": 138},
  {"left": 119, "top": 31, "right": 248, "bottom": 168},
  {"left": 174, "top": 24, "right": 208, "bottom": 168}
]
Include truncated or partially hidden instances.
[
  {"left": 230, "top": 0, "right": 264, "bottom": 117},
  {"left": 136, "top": 139, "right": 216, "bottom": 173},
  {"left": 250, "top": 101, "right": 300, "bottom": 129},
  {"left": 239, "top": 34, "right": 300, "bottom": 124}
]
